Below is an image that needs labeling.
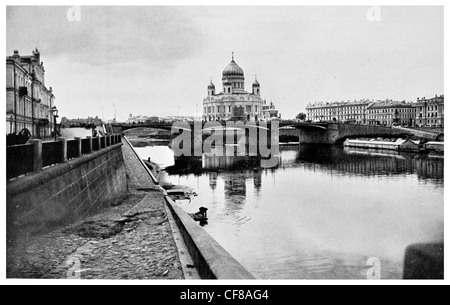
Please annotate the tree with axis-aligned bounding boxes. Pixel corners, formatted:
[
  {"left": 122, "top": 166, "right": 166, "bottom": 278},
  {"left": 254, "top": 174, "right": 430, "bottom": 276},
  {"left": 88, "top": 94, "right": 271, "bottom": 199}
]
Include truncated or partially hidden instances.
[{"left": 296, "top": 113, "right": 307, "bottom": 121}]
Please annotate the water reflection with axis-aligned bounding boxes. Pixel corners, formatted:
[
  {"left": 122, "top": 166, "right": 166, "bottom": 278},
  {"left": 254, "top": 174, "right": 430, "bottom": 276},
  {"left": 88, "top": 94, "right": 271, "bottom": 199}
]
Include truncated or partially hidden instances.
[
  {"left": 295, "top": 144, "right": 443, "bottom": 182},
  {"left": 204, "top": 154, "right": 261, "bottom": 170},
  {"left": 132, "top": 140, "right": 443, "bottom": 279},
  {"left": 209, "top": 172, "right": 218, "bottom": 190}
]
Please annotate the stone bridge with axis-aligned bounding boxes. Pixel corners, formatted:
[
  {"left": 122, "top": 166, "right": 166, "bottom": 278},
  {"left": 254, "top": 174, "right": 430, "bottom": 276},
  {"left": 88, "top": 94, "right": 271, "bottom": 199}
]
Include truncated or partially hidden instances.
[
  {"left": 109, "top": 122, "right": 414, "bottom": 145},
  {"left": 280, "top": 122, "right": 414, "bottom": 144}
]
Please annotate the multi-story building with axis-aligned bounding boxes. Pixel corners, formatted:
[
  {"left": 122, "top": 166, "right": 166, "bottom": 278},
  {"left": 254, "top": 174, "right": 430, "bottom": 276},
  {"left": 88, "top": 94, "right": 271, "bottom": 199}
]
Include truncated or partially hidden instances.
[
  {"left": 367, "top": 100, "right": 416, "bottom": 126},
  {"left": 262, "top": 101, "right": 280, "bottom": 120},
  {"left": 203, "top": 54, "right": 278, "bottom": 122},
  {"left": 414, "top": 95, "right": 444, "bottom": 127},
  {"left": 60, "top": 116, "right": 103, "bottom": 128},
  {"left": 6, "top": 49, "right": 56, "bottom": 138},
  {"left": 306, "top": 95, "right": 444, "bottom": 128},
  {"left": 125, "top": 114, "right": 159, "bottom": 124},
  {"left": 306, "top": 99, "right": 372, "bottom": 124}
]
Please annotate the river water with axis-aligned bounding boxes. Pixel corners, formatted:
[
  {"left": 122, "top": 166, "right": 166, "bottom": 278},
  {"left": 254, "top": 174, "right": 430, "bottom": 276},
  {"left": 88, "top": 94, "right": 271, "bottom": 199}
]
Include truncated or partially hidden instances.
[{"left": 131, "top": 139, "right": 444, "bottom": 280}]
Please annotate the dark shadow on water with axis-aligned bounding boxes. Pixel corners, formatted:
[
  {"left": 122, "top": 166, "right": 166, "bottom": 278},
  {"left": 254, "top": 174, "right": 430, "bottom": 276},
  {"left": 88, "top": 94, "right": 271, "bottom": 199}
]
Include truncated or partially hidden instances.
[{"left": 295, "top": 144, "right": 443, "bottom": 182}]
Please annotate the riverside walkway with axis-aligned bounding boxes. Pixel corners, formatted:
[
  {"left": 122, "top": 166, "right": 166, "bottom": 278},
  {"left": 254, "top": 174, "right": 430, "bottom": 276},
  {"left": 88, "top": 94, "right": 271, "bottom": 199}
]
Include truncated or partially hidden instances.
[{"left": 7, "top": 138, "right": 184, "bottom": 279}]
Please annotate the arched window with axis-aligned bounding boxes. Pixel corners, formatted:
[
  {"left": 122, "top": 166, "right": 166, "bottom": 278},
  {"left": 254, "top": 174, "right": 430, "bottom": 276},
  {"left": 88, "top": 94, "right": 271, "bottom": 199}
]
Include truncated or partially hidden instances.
[{"left": 228, "top": 88, "right": 231, "bottom": 93}]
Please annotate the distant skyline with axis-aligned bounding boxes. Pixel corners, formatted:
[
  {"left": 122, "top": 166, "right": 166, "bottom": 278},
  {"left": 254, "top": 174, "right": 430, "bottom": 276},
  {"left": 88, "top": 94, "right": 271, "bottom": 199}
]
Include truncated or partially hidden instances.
[{"left": 6, "top": 6, "right": 444, "bottom": 121}]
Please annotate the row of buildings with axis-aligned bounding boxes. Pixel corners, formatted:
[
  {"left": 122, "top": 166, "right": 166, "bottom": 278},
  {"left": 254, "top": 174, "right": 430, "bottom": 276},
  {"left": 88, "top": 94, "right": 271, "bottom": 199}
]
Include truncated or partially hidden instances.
[
  {"left": 60, "top": 116, "right": 103, "bottom": 128},
  {"left": 6, "top": 49, "right": 57, "bottom": 138},
  {"left": 306, "top": 95, "right": 444, "bottom": 127},
  {"left": 202, "top": 54, "right": 280, "bottom": 122}
]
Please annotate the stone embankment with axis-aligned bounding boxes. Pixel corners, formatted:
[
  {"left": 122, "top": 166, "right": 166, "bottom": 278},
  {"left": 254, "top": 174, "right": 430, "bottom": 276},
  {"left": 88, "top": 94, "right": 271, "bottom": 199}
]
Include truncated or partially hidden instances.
[{"left": 7, "top": 138, "right": 184, "bottom": 279}]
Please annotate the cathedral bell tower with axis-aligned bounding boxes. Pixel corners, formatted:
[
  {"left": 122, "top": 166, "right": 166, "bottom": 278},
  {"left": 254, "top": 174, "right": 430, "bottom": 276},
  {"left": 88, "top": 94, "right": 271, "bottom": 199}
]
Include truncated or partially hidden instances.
[
  {"left": 252, "top": 75, "right": 260, "bottom": 96},
  {"left": 207, "top": 78, "right": 215, "bottom": 96}
]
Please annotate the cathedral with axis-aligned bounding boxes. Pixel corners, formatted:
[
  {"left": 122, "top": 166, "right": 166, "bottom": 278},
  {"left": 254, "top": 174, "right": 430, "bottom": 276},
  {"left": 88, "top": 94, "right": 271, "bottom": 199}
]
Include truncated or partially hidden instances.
[{"left": 202, "top": 54, "right": 278, "bottom": 122}]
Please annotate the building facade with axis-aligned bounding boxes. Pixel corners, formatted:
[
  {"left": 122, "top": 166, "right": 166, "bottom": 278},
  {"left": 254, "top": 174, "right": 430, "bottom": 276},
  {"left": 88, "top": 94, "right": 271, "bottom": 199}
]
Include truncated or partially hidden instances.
[
  {"left": 203, "top": 55, "right": 278, "bottom": 122},
  {"left": 262, "top": 101, "right": 279, "bottom": 120},
  {"left": 306, "top": 99, "right": 418, "bottom": 127},
  {"left": 414, "top": 95, "right": 444, "bottom": 127},
  {"left": 60, "top": 116, "right": 103, "bottom": 128},
  {"left": 306, "top": 99, "right": 372, "bottom": 124},
  {"left": 6, "top": 49, "right": 56, "bottom": 138},
  {"left": 125, "top": 114, "right": 158, "bottom": 124},
  {"left": 367, "top": 100, "right": 416, "bottom": 126}
]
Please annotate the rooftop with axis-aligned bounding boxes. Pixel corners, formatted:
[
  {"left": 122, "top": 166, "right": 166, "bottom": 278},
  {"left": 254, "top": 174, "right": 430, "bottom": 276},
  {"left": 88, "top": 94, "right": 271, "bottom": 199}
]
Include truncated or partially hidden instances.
[
  {"left": 368, "top": 100, "right": 415, "bottom": 109},
  {"left": 307, "top": 99, "right": 374, "bottom": 108}
]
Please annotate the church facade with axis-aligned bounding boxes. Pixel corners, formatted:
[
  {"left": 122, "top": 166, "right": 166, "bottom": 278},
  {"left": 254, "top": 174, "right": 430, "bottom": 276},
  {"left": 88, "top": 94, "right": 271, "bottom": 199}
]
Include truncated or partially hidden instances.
[{"left": 202, "top": 55, "right": 278, "bottom": 122}]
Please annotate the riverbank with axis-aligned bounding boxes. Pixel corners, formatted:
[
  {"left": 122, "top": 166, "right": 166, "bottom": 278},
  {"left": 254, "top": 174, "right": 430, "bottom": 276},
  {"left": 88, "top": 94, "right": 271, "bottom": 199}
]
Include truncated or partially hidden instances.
[{"left": 6, "top": 138, "right": 184, "bottom": 279}]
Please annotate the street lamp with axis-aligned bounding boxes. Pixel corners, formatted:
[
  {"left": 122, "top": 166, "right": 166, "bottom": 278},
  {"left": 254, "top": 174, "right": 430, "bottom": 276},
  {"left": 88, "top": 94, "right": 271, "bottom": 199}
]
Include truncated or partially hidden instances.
[
  {"left": 9, "top": 115, "right": 14, "bottom": 134},
  {"left": 52, "top": 106, "right": 58, "bottom": 141}
]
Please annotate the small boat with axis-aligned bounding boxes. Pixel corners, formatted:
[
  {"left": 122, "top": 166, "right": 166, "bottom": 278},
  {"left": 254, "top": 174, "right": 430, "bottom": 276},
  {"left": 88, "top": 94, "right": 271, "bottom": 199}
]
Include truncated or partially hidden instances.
[
  {"left": 424, "top": 141, "right": 444, "bottom": 153},
  {"left": 188, "top": 207, "right": 208, "bottom": 222}
]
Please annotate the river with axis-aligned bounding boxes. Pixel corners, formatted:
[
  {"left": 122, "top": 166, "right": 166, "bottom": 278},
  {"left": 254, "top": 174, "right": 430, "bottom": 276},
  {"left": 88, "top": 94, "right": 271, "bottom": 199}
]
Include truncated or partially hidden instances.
[{"left": 131, "top": 139, "right": 444, "bottom": 280}]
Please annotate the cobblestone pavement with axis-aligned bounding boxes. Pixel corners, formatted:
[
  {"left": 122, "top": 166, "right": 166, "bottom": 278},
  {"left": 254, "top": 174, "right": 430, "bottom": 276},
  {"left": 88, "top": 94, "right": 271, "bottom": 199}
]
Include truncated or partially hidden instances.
[{"left": 6, "top": 139, "right": 184, "bottom": 280}]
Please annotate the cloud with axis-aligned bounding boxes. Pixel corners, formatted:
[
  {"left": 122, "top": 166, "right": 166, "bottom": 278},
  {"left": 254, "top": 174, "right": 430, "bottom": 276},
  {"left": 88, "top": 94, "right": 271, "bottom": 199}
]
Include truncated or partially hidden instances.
[
  {"left": 6, "top": 6, "right": 443, "bottom": 120},
  {"left": 7, "top": 6, "right": 204, "bottom": 66}
]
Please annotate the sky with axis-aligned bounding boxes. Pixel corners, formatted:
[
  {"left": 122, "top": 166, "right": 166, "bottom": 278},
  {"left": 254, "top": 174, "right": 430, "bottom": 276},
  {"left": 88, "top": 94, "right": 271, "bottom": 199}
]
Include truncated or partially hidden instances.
[{"left": 6, "top": 6, "right": 444, "bottom": 121}]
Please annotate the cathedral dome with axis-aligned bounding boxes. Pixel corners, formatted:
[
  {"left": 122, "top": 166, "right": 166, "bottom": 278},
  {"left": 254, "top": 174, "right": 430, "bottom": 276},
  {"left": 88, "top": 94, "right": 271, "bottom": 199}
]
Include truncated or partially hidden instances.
[
  {"left": 222, "top": 57, "right": 244, "bottom": 77},
  {"left": 208, "top": 80, "right": 215, "bottom": 89}
]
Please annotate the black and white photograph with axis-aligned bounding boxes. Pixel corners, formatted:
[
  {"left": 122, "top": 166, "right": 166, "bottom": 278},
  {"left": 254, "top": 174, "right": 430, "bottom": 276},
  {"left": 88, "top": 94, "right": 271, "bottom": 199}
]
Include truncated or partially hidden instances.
[{"left": 2, "top": 1, "right": 447, "bottom": 289}]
